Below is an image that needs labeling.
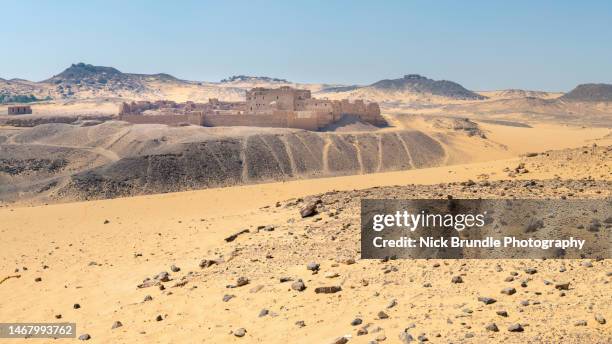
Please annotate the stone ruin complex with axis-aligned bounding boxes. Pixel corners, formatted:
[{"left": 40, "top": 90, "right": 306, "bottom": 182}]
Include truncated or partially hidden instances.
[{"left": 118, "top": 86, "right": 385, "bottom": 130}]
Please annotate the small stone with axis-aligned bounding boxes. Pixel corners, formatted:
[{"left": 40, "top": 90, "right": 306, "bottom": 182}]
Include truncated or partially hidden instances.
[
  {"left": 485, "top": 323, "right": 499, "bottom": 332},
  {"left": 111, "top": 321, "right": 123, "bottom": 329},
  {"left": 103, "top": 219, "right": 110, "bottom": 224},
  {"left": 375, "top": 333, "right": 386, "bottom": 341},
  {"left": 199, "top": 259, "right": 218, "bottom": 268},
  {"left": 351, "top": 318, "right": 363, "bottom": 326},
  {"left": 155, "top": 271, "right": 170, "bottom": 282},
  {"left": 73, "top": 303, "right": 81, "bottom": 309},
  {"left": 307, "top": 262, "right": 320, "bottom": 271},
  {"left": 156, "top": 315, "right": 163, "bottom": 321},
  {"left": 325, "top": 272, "right": 339, "bottom": 278},
  {"left": 478, "top": 297, "right": 497, "bottom": 305},
  {"left": 451, "top": 276, "right": 463, "bottom": 283},
  {"left": 55, "top": 314, "right": 62, "bottom": 319},
  {"left": 501, "top": 287, "right": 516, "bottom": 295},
  {"left": 234, "top": 328, "right": 246, "bottom": 337},
  {"left": 496, "top": 310, "right": 509, "bottom": 317},
  {"left": 399, "top": 332, "right": 414, "bottom": 343},
  {"left": 143, "top": 295, "right": 153, "bottom": 302},
  {"left": 507, "top": 323, "right": 524, "bottom": 332},
  {"left": 423, "top": 282, "right": 432, "bottom": 288},
  {"left": 300, "top": 201, "right": 319, "bottom": 218},
  {"left": 258, "top": 309, "right": 269, "bottom": 317},
  {"left": 377, "top": 311, "right": 389, "bottom": 319},
  {"left": 504, "top": 276, "right": 514, "bottom": 282},
  {"left": 315, "top": 286, "right": 342, "bottom": 294},
  {"left": 295, "top": 320, "right": 306, "bottom": 328},
  {"left": 235, "top": 277, "right": 249, "bottom": 287},
  {"left": 520, "top": 300, "right": 530, "bottom": 306},
  {"left": 291, "top": 279, "right": 306, "bottom": 292},
  {"left": 330, "top": 337, "right": 348, "bottom": 344},
  {"left": 386, "top": 299, "right": 397, "bottom": 309},
  {"left": 222, "top": 294, "right": 235, "bottom": 302},
  {"left": 554, "top": 282, "right": 570, "bottom": 290},
  {"left": 581, "top": 261, "right": 593, "bottom": 268},
  {"left": 34, "top": 277, "right": 42, "bottom": 282},
  {"left": 524, "top": 268, "right": 537, "bottom": 274},
  {"left": 170, "top": 264, "right": 180, "bottom": 272},
  {"left": 78, "top": 334, "right": 91, "bottom": 340},
  {"left": 595, "top": 314, "right": 606, "bottom": 324},
  {"left": 574, "top": 320, "right": 587, "bottom": 326}
]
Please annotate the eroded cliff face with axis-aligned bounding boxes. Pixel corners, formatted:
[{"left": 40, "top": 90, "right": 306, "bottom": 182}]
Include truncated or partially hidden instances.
[{"left": 0, "top": 122, "right": 449, "bottom": 202}]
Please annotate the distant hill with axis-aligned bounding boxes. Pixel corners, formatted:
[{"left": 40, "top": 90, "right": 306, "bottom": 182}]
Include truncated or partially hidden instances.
[
  {"left": 220, "top": 75, "right": 289, "bottom": 83},
  {"left": 561, "top": 83, "right": 612, "bottom": 102},
  {"left": 478, "top": 89, "right": 562, "bottom": 100},
  {"left": 369, "top": 74, "right": 486, "bottom": 100}
]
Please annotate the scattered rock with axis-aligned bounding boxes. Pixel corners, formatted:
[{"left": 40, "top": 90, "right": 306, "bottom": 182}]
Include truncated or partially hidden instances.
[
  {"left": 295, "top": 320, "right": 306, "bottom": 328},
  {"left": 315, "top": 286, "right": 342, "bottom": 294},
  {"left": 377, "top": 311, "right": 389, "bottom": 319},
  {"left": 478, "top": 297, "right": 497, "bottom": 305},
  {"left": 78, "top": 334, "right": 91, "bottom": 341},
  {"left": 307, "top": 262, "right": 320, "bottom": 271},
  {"left": 156, "top": 315, "right": 163, "bottom": 321},
  {"left": 234, "top": 328, "right": 246, "bottom": 337},
  {"left": 143, "top": 295, "right": 153, "bottom": 302},
  {"left": 34, "top": 277, "right": 42, "bottom": 282},
  {"left": 154, "top": 271, "right": 170, "bottom": 282},
  {"left": 524, "top": 268, "right": 537, "bottom": 274},
  {"left": 222, "top": 294, "right": 235, "bottom": 302},
  {"left": 351, "top": 318, "right": 363, "bottom": 326},
  {"left": 501, "top": 287, "right": 516, "bottom": 295},
  {"left": 291, "top": 279, "right": 306, "bottom": 292},
  {"left": 574, "top": 320, "right": 587, "bottom": 326},
  {"left": 199, "top": 259, "right": 218, "bottom": 268},
  {"left": 399, "top": 332, "right": 414, "bottom": 343},
  {"left": 451, "top": 276, "right": 463, "bottom": 283},
  {"left": 496, "top": 310, "right": 509, "bottom": 317},
  {"left": 225, "top": 229, "right": 249, "bottom": 242},
  {"left": 258, "top": 309, "right": 269, "bottom": 317},
  {"left": 111, "top": 321, "right": 123, "bottom": 329},
  {"left": 330, "top": 337, "right": 348, "bottom": 344},
  {"left": 507, "top": 323, "right": 524, "bottom": 332},
  {"left": 485, "top": 323, "right": 499, "bottom": 332},
  {"left": 595, "top": 314, "right": 606, "bottom": 325},
  {"left": 170, "top": 264, "right": 180, "bottom": 272},
  {"left": 325, "top": 272, "right": 339, "bottom": 278},
  {"left": 555, "top": 282, "right": 570, "bottom": 290},
  {"left": 300, "top": 200, "right": 320, "bottom": 218},
  {"left": 73, "top": 303, "right": 81, "bottom": 309}
]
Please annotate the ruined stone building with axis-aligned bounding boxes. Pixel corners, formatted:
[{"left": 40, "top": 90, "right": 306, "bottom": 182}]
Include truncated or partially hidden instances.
[
  {"left": 119, "top": 86, "right": 385, "bottom": 130},
  {"left": 7, "top": 105, "right": 32, "bottom": 115}
]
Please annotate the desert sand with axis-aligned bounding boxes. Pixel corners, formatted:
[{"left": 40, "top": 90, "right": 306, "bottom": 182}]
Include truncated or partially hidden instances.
[{"left": 1, "top": 143, "right": 610, "bottom": 343}]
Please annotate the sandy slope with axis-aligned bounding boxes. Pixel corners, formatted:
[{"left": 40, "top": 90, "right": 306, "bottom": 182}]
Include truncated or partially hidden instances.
[{"left": 0, "top": 145, "right": 610, "bottom": 343}]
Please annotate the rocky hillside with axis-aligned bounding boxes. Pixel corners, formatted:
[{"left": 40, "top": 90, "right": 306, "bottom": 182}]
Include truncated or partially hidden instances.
[
  {"left": 561, "top": 83, "right": 612, "bottom": 102},
  {"left": 0, "top": 121, "right": 470, "bottom": 202},
  {"left": 316, "top": 74, "right": 487, "bottom": 103},
  {"left": 369, "top": 74, "right": 486, "bottom": 100}
]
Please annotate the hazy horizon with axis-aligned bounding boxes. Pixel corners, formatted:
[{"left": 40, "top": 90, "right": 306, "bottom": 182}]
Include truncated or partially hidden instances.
[{"left": 3, "top": 0, "right": 612, "bottom": 92}]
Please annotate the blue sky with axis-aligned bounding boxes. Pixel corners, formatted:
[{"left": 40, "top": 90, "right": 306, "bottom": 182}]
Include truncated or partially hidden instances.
[{"left": 2, "top": 0, "right": 611, "bottom": 91}]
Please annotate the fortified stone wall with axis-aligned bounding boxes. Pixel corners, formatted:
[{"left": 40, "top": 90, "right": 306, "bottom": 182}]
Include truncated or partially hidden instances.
[{"left": 119, "top": 113, "right": 203, "bottom": 126}]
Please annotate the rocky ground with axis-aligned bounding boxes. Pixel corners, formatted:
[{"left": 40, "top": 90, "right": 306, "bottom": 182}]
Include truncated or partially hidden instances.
[{"left": 0, "top": 145, "right": 610, "bottom": 343}]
